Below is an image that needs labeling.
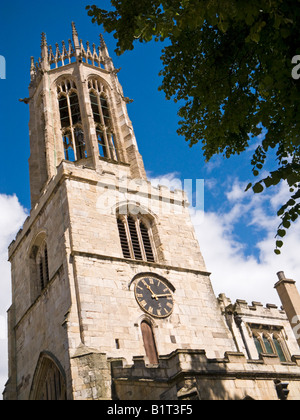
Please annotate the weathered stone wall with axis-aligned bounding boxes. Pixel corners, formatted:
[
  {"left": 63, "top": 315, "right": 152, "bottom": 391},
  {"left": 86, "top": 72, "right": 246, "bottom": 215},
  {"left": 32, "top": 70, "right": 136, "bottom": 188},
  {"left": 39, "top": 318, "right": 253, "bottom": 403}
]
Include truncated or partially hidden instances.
[
  {"left": 219, "top": 295, "right": 300, "bottom": 361},
  {"left": 5, "top": 171, "right": 75, "bottom": 400},
  {"left": 28, "top": 58, "right": 147, "bottom": 207},
  {"left": 111, "top": 349, "right": 300, "bottom": 400},
  {"left": 70, "top": 346, "right": 112, "bottom": 400},
  {"left": 64, "top": 165, "right": 235, "bottom": 363}
]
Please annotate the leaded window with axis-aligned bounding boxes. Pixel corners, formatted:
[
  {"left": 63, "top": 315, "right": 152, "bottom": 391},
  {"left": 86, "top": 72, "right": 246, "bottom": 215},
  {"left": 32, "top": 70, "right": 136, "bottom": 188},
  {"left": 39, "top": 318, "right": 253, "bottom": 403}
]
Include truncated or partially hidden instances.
[
  {"left": 272, "top": 336, "right": 287, "bottom": 362},
  {"left": 88, "top": 78, "right": 119, "bottom": 161},
  {"left": 252, "top": 326, "right": 290, "bottom": 362},
  {"left": 57, "top": 79, "right": 87, "bottom": 161}
]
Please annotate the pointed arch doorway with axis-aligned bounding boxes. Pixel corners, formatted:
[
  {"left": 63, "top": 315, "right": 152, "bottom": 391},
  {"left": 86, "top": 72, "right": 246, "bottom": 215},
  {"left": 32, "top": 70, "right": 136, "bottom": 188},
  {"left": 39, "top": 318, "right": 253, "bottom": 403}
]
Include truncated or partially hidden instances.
[{"left": 30, "top": 353, "right": 67, "bottom": 400}]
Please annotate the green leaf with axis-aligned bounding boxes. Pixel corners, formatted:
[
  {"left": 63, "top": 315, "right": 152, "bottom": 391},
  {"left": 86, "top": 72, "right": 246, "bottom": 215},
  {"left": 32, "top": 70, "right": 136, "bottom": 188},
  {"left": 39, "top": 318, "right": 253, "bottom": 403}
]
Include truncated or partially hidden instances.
[
  {"left": 276, "top": 240, "right": 284, "bottom": 248},
  {"left": 263, "top": 177, "right": 273, "bottom": 188},
  {"left": 253, "top": 182, "right": 264, "bottom": 194},
  {"left": 287, "top": 199, "right": 296, "bottom": 207},
  {"left": 245, "top": 182, "right": 252, "bottom": 191},
  {"left": 277, "top": 229, "right": 286, "bottom": 238},
  {"left": 277, "top": 208, "right": 285, "bottom": 216}
]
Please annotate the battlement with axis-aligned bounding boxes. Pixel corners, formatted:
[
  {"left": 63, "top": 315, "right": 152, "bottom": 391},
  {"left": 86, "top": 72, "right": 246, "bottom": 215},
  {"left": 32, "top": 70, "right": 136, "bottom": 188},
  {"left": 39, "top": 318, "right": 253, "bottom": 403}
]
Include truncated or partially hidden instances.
[
  {"left": 218, "top": 293, "right": 286, "bottom": 320},
  {"left": 109, "top": 348, "right": 300, "bottom": 400},
  {"left": 110, "top": 348, "right": 300, "bottom": 376}
]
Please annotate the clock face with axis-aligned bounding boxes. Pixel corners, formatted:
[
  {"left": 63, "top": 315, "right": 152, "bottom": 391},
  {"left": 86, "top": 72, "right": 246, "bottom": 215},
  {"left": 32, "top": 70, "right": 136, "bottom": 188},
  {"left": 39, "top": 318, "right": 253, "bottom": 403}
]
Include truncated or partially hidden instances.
[{"left": 134, "top": 277, "right": 174, "bottom": 318}]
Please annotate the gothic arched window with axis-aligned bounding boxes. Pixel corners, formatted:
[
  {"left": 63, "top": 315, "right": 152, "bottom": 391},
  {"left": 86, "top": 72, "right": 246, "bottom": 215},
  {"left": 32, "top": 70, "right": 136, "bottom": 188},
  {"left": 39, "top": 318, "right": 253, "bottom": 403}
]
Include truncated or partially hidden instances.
[
  {"left": 117, "top": 214, "right": 155, "bottom": 262},
  {"left": 262, "top": 334, "right": 274, "bottom": 355},
  {"left": 57, "top": 79, "right": 86, "bottom": 162},
  {"left": 253, "top": 334, "right": 264, "bottom": 356},
  {"left": 252, "top": 327, "right": 290, "bottom": 362},
  {"left": 36, "top": 241, "right": 50, "bottom": 292},
  {"left": 88, "top": 78, "right": 119, "bottom": 161},
  {"left": 29, "top": 234, "right": 50, "bottom": 302},
  {"left": 30, "top": 353, "right": 67, "bottom": 400},
  {"left": 272, "top": 335, "right": 287, "bottom": 362}
]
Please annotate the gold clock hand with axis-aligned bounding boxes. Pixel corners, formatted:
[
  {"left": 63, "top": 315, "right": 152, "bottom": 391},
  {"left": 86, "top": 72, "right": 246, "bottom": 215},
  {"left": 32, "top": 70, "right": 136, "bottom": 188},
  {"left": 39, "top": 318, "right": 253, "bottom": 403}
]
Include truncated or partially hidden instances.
[
  {"left": 156, "top": 294, "right": 172, "bottom": 298},
  {"left": 146, "top": 284, "right": 158, "bottom": 300}
]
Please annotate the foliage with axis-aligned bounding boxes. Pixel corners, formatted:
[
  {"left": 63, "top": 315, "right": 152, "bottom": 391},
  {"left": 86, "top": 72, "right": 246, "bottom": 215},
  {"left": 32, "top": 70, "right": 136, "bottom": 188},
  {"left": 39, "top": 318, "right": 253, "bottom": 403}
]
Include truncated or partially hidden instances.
[{"left": 87, "top": 0, "right": 300, "bottom": 253}]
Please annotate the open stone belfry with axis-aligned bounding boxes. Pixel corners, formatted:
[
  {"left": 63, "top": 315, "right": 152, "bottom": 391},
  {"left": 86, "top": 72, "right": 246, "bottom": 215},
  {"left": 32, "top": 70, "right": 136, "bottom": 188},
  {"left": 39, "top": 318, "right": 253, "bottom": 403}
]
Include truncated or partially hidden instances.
[{"left": 3, "top": 23, "right": 300, "bottom": 400}]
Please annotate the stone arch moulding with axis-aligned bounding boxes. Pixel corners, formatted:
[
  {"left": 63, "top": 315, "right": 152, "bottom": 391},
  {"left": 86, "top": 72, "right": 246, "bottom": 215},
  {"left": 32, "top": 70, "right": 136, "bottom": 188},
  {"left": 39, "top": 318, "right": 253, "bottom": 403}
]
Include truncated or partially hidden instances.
[
  {"left": 28, "top": 230, "right": 47, "bottom": 259},
  {"left": 29, "top": 351, "right": 67, "bottom": 400},
  {"left": 87, "top": 73, "right": 112, "bottom": 91},
  {"left": 52, "top": 73, "right": 77, "bottom": 89},
  {"left": 112, "top": 200, "right": 158, "bottom": 221},
  {"left": 128, "top": 272, "right": 176, "bottom": 293}
]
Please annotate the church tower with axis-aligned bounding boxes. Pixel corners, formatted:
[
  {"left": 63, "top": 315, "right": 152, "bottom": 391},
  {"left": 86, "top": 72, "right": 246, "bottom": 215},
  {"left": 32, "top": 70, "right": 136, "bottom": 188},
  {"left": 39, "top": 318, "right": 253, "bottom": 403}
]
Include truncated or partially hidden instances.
[
  {"left": 6, "top": 23, "right": 282, "bottom": 400},
  {"left": 4, "top": 23, "right": 237, "bottom": 400}
]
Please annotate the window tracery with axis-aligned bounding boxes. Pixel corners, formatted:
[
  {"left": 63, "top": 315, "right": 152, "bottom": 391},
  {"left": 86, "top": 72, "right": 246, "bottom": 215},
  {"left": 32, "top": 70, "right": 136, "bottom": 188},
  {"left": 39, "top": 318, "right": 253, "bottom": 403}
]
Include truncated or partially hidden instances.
[
  {"left": 252, "top": 327, "right": 289, "bottom": 362},
  {"left": 57, "top": 79, "right": 86, "bottom": 161},
  {"left": 30, "top": 354, "right": 67, "bottom": 400},
  {"left": 88, "top": 78, "right": 119, "bottom": 161}
]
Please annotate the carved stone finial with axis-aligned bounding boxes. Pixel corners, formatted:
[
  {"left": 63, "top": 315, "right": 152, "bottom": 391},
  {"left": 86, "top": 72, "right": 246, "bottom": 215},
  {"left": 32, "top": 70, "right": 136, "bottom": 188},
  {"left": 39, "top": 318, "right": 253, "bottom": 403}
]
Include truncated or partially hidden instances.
[
  {"left": 71, "top": 21, "right": 78, "bottom": 36},
  {"left": 40, "top": 32, "right": 50, "bottom": 70},
  {"left": 99, "top": 33, "right": 110, "bottom": 61},
  {"left": 71, "top": 21, "right": 80, "bottom": 54},
  {"left": 99, "top": 34, "right": 106, "bottom": 49},
  {"left": 41, "top": 32, "right": 47, "bottom": 48}
]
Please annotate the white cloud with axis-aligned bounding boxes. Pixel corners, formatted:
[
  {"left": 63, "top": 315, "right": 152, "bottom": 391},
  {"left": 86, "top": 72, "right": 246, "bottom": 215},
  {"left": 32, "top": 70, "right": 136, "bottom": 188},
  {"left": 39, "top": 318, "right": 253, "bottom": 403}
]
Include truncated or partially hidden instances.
[
  {"left": 225, "top": 179, "right": 248, "bottom": 202},
  {"left": 0, "top": 194, "right": 27, "bottom": 398},
  {"left": 149, "top": 172, "right": 300, "bottom": 308},
  {"left": 191, "top": 178, "right": 300, "bottom": 307},
  {"left": 192, "top": 207, "right": 300, "bottom": 307},
  {"left": 204, "top": 155, "right": 223, "bottom": 174},
  {"left": 147, "top": 171, "right": 183, "bottom": 191}
]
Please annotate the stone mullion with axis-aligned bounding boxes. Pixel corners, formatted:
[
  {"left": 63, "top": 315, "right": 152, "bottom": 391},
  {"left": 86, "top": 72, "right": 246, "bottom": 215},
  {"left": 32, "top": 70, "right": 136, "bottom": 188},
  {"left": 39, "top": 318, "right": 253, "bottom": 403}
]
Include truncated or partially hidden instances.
[
  {"left": 122, "top": 216, "right": 135, "bottom": 260},
  {"left": 136, "top": 217, "right": 147, "bottom": 262}
]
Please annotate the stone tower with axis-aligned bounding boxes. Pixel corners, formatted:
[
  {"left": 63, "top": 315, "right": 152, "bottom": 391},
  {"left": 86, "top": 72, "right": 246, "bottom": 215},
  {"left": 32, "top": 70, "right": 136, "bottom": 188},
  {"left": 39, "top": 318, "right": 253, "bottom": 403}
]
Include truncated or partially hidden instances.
[
  {"left": 3, "top": 23, "right": 236, "bottom": 400},
  {"left": 5, "top": 24, "right": 300, "bottom": 401}
]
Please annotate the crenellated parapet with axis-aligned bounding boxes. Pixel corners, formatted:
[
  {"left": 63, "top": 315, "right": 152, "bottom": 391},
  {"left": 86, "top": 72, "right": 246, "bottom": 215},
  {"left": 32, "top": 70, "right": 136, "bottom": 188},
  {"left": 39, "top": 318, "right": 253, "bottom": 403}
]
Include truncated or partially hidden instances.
[
  {"left": 218, "top": 293, "right": 300, "bottom": 363},
  {"left": 218, "top": 294, "right": 286, "bottom": 320},
  {"left": 109, "top": 348, "right": 300, "bottom": 400}
]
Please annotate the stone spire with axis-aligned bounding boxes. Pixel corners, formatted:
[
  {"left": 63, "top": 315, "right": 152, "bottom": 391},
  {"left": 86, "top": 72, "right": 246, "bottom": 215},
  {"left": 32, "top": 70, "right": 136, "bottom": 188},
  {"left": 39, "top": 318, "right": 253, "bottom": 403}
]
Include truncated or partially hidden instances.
[
  {"left": 40, "top": 32, "right": 50, "bottom": 71},
  {"left": 100, "top": 34, "right": 109, "bottom": 57},
  {"left": 99, "top": 33, "right": 114, "bottom": 71},
  {"left": 71, "top": 21, "right": 80, "bottom": 58}
]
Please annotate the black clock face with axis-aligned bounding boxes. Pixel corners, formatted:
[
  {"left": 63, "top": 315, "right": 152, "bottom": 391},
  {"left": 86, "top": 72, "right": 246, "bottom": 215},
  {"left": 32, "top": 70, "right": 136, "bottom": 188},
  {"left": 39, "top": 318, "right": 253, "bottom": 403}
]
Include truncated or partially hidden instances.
[{"left": 134, "top": 277, "right": 174, "bottom": 318}]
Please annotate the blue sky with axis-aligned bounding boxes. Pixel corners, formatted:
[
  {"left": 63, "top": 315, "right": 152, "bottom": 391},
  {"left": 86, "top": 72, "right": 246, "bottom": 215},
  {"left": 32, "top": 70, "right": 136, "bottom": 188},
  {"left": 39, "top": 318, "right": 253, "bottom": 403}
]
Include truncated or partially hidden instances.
[{"left": 1, "top": 0, "right": 300, "bottom": 396}]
